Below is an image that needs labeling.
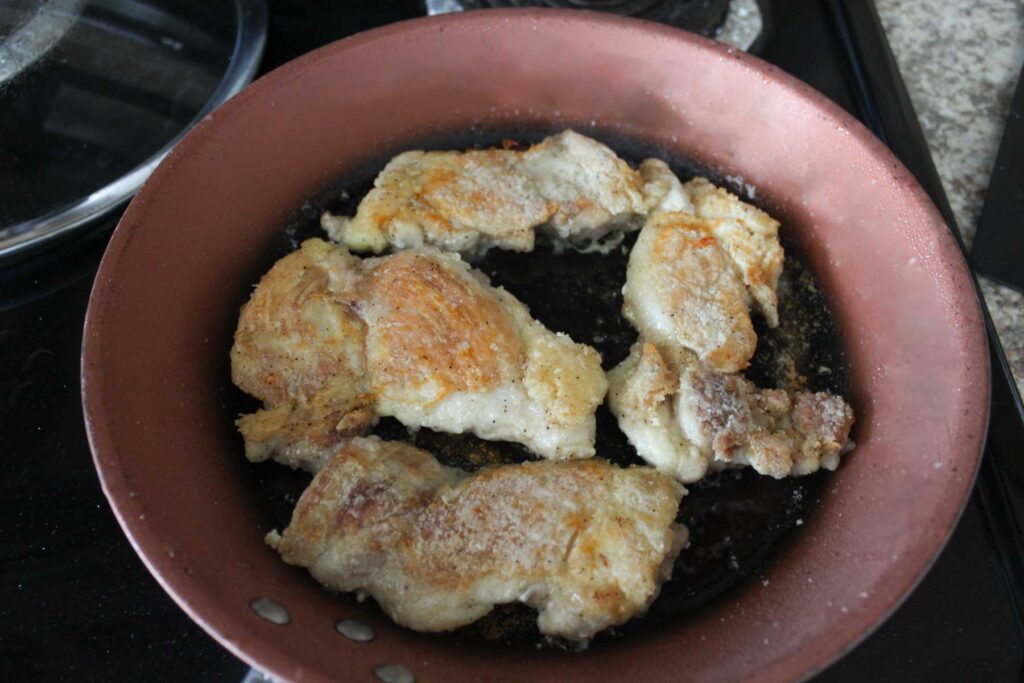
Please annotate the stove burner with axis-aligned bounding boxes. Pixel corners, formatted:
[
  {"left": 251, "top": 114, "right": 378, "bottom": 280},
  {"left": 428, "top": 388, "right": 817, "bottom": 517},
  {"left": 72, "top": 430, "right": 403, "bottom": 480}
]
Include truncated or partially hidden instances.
[
  {"left": 426, "top": 0, "right": 767, "bottom": 52},
  {"left": 457, "top": 0, "right": 730, "bottom": 38}
]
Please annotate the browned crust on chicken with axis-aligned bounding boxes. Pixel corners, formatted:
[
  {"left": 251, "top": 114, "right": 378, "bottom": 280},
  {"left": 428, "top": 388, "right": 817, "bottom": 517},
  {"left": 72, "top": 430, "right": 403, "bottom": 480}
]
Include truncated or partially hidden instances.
[
  {"left": 676, "top": 354, "right": 855, "bottom": 478},
  {"left": 231, "top": 240, "right": 367, "bottom": 406},
  {"left": 365, "top": 250, "right": 524, "bottom": 402},
  {"left": 270, "top": 437, "right": 686, "bottom": 641},
  {"left": 230, "top": 239, "right": 606, "bottom": 466},
  {"left": 623, "top": 211, "right": 757, "bottom": 373},
  {"left": 609, "top": 342, "right": 854, "bottom": 482},
  {"left": 323, "top": 130, "right": 649, "bottom": 256}
]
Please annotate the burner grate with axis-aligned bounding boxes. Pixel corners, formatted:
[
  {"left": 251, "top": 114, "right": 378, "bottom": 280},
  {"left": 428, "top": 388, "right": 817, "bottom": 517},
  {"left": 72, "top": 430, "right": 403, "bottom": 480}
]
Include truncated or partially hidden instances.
[
  {"left": 457, "top": 0, "right": 730, "bottom": 38},
  {"left": 427, "top": 0, "right": 767, "bottom": 52}
]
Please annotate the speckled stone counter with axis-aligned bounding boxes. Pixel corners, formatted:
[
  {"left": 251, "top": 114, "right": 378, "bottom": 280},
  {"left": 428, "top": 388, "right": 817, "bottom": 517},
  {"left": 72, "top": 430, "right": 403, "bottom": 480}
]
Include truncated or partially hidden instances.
[{"left": 876, "top": 0, "right": 1024, "bottom": 395}]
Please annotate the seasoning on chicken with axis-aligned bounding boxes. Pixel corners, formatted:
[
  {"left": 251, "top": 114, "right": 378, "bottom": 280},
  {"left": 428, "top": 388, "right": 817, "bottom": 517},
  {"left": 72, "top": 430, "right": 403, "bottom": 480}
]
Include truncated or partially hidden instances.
[
  {"left": 623, "top": 211, "right": 759, "bottom": 374},
  {"left": 231, "top": 238, "right": 607, "bottom": 469},
  {"left": 322, "top": 130, "right": 669, "bottom": 256},
  {"left": 268, "top": 437, "right": 687, "bottom": 641},
  {"left": 608, "top": 342, "right": 854, "bottom": 483},
  {"left": 610, "top": 176, "right": 853, "bottom": 483},
  {"left": 622, "top": 176, "right": 783, "bottom": 374}
]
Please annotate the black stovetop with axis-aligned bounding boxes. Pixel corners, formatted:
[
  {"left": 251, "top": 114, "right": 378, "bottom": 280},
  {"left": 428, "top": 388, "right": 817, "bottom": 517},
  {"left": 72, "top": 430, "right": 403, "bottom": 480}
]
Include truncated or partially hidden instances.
[{"left": 2, "top": 1, "right": 1022, "bottom": 680}]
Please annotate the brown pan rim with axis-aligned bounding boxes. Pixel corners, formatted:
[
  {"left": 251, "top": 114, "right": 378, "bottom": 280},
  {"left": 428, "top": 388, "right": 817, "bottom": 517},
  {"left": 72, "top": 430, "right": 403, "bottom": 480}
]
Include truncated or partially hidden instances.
[{"left": 82, "top": 9, "right": 990, "bottom": 683}]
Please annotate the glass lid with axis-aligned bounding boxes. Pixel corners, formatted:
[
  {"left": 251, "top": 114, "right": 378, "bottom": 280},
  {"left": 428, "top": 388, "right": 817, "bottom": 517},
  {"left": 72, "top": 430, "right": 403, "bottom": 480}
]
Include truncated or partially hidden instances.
[{"left": 0, "top": 0, "right": 266, "bottom": 262}]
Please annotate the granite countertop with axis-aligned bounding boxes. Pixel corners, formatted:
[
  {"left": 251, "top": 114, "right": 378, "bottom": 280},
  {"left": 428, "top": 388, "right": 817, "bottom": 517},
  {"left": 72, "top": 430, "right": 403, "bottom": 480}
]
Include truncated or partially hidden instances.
[{"left": 876, "top": 0, "right": 1024, "bottom": 396}]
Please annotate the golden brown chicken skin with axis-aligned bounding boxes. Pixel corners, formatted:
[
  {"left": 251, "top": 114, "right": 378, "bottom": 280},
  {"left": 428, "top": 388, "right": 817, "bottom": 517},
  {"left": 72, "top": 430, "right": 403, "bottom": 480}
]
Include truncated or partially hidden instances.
[
  {"left": 230, "top": 240, "right": 374, "bottom": 470},
  {"left": 231, "top": 239, "right": 607, "bottom": 469},
  {"left": 321, "top": 130, "right": 664, "bottom": 256},
  {"left": 268, "top": 437, "right": 686, "bottom": 641},
  {"left": 362, "top": 248, "right": 524, "bottom": 404},
  {"left": 623, "top": 211, "right": 758, "bottom": 374}
]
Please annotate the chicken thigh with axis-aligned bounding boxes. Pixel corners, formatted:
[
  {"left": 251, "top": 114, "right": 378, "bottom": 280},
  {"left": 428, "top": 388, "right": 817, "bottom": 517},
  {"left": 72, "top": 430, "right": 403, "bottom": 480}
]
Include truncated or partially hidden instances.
[
  {"left": 322, "top": 130, "right": 695, "bottom": 257},
  {"left": 608, "top": 342, "right": 854, "bottom": 483},
  {"left": 231, "top": 239, "right": 607, "bottom": 469},
  {"left": 623, "top": 211, "right": 759, "bottom": 374},
  {"left": 610, "top": 177, "right": 854, "bottom": 483},
  {"left": 268, "top": 437, "right": 687, "bottom": 641},
  {"left": 622, "top": 174, "right": 784, "bottom": 374}
]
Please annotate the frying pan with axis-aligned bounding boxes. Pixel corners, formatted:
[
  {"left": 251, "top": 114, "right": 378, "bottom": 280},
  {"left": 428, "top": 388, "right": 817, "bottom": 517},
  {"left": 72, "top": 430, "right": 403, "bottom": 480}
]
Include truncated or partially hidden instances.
[{"left": 81, "top": 10, "right": 989, "bottom": 682}]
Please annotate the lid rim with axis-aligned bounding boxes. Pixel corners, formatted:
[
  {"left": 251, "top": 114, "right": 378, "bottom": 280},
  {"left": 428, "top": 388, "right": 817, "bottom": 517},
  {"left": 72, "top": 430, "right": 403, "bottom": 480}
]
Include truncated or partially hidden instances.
[{"left": 0, "top": 0, "right": 268, "bottom": 264}]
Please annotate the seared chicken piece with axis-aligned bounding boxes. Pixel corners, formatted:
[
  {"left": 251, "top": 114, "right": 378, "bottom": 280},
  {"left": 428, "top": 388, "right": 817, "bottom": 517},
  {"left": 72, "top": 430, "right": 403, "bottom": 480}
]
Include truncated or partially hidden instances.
[
  {"left": 682, "top": 177, "right": 784, "bottom": 327},
  {"left": 622, "top": 180, "right": 784, "bottom": 374},
  {"left": 611, "top": 174, "right": 853, "bottom": 482},
  {"left": 268, "top": 437, "right": 687, "bottom": 641},
  {"left": 622, "top": 176, "right": 784, "bottom": 373},
  {"left": 607, "top": 343, "right": 706, "bottom": 483},
  {"left": 232, "top": 239, "right": 607, "bottom": 468},
  {"left": 229, "top": 242, "right": 374, "bottom": 472},
  {"left": 321, "top": 130, "right": 653, "bottom": 256},
  {"left": 609, "top": 342, "right": 854, "bottom": 483},
  {"left": 623, "top": 211, "right": 758, "bottom": 374}
]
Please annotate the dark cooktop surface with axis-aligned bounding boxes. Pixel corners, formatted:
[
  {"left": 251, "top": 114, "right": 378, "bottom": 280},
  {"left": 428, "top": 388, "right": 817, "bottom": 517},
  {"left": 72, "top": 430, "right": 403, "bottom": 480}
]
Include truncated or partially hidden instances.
[{"left": 2, "top": 1, "right": 1022, "bottom": 681}]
